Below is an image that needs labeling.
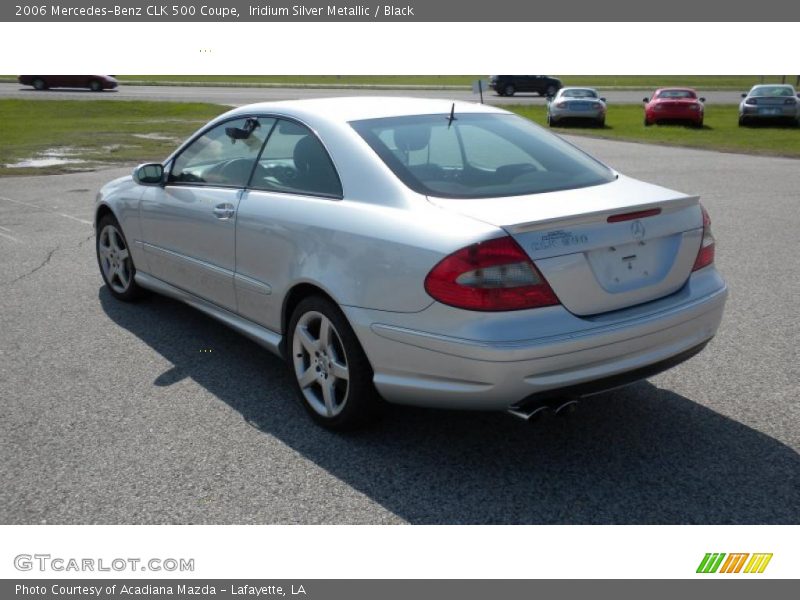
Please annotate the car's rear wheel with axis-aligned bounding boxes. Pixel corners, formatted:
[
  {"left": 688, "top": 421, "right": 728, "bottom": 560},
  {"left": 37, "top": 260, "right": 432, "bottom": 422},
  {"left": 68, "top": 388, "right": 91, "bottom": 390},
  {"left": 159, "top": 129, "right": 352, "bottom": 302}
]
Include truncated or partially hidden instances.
[
  {"left": 738, "top": 116, "right": 747, "bottom": 127},
  {"left": 96, "top": 214, "right": 143, "bottom": 301},
  {"left": 89, "top": 80, "right": 103, "bottom": 92},
  {"left": 32, "top": 78, "right": 47, "bottom": 91},
  {"left": 288, "top": 296, "right": 380, "bottom": 430},
  {"left": 644, "top": 117, "right": 652, "bottom": 127},
  {"left": 503, "top": 84, "right": 516, "bottom": 97},
  {"left": 546, "top": 85, "right": 557, "bottom": 97},
  {"left": 597, "top": 118, "right": 606, "bottom": 128}
]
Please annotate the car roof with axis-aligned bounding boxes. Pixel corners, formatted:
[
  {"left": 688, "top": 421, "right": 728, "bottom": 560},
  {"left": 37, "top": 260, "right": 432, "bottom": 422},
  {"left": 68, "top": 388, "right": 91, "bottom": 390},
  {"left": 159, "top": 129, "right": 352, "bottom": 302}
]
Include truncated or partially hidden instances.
[{"left": 224, "top": 97, "right": 508, "bottom": 124}]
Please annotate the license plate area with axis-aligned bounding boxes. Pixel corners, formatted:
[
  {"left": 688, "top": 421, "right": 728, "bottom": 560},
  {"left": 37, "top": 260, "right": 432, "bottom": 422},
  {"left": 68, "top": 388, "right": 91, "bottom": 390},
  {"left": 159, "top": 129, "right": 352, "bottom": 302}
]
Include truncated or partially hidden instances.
[
  {"left": 759, "top": 107, "right": 781, "bottom": 115},
  {"left": 586, "top": 235, "right": 679, "bottom": 293}
]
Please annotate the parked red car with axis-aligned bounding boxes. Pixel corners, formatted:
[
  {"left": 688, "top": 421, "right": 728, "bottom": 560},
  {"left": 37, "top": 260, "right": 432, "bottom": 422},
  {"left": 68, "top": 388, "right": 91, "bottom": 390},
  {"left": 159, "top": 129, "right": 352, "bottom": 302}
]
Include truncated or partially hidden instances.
[
  {"left": 643, "top": 88, "right": 705, "bottom": 127},
  {"left": 18, "top": 75, "right": 118, "bottom": 91}
]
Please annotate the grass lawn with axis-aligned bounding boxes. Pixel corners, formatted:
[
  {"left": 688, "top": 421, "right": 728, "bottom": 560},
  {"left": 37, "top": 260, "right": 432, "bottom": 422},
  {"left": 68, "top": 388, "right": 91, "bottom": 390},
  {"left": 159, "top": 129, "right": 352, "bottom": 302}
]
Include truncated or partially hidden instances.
[
  {"left": 0, "top": 99, "right": 229, "bottom": 176},
  {"left": 1, "top": 99, "right": 797, "bottom": 178},
  {"left": 508, "top": 104, "right": 800, "bottom": 158}
]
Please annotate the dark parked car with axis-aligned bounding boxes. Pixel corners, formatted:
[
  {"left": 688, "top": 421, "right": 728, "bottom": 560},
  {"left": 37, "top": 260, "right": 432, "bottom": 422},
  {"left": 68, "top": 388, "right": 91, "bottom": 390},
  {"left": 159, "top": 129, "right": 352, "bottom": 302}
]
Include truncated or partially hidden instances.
[
  {"left": 18, "top": 75, "right": 118, "bottom": 91},
  {"left": 489, "top": 75, "right": 563, "bottom": 97}
]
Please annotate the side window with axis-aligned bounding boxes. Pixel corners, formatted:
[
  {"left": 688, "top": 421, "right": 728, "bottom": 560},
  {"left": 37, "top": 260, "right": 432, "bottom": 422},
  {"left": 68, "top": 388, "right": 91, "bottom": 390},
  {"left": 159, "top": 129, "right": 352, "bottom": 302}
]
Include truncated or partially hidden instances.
[
  {"left": 170, "top": 117, "right": 273, "bottom": 187},
  {"left": 250, "top": 119, "right": 342, "bottom": 198}
]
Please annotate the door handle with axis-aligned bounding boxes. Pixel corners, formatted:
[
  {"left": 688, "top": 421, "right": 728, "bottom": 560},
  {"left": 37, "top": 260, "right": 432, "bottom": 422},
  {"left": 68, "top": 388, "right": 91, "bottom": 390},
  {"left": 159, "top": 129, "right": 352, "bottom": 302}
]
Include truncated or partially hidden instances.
[{"left": 213, "top": 203, "right": 235, "bottom": 219}]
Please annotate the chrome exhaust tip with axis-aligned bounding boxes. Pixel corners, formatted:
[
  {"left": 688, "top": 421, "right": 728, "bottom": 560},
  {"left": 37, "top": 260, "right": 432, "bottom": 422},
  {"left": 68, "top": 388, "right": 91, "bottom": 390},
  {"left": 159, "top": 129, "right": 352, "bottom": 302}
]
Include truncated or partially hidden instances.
[
  {"left": 554, "top": 399, "right": 579, "bottom": 417},
  {"left": 508, "top": 398, "right": 579, "bottom": 422}
]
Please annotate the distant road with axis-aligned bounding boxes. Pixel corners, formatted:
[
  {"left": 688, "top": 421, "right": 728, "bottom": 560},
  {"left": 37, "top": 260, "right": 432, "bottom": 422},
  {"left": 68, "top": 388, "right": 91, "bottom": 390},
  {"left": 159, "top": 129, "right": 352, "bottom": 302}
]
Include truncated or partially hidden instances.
[{"left": 0, "top": 82, "right": 745, "bottom": 106}]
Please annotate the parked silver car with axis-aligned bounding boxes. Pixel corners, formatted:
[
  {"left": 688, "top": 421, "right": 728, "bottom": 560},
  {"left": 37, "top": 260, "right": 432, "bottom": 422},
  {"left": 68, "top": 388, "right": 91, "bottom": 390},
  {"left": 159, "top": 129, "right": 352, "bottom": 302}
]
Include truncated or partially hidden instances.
[
  {"left": 95, "top": 98, "right": 727, "bottom": 429},
  {"left": 547, "top": 87, "right": 607, "bottom": 127},
  {"left": 739, "top": 84, "right": 800, "bottom": 126}
]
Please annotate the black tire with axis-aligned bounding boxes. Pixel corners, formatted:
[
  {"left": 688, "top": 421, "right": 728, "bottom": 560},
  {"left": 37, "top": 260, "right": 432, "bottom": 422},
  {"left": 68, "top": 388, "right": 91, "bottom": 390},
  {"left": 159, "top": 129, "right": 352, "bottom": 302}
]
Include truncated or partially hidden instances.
[
  {"left": 597, "top": 118, "right": 606, "bottom": 128},
  {"left": 96, "top": 213, "right": 144, "bottom": 302},
  {"left": 495, "top": 89, "right": 505, "bottom": 97},
  {"left": 694, "top": 119, "right": 704, "bottom": 129},
  {"left": 287, "top": 296, "right": 381, "bottom": 430},
  {"left": 644, "top": 117, "right": 652, "bottom": 127},
  {"left": 89, "top": 79, "right": 103, "bottom": 92},
  {"left": 738, "top": 116, "right": 746, "bottom": 127},
  {"left": 546, "top": 85, "right": 557, "bottom": 97},
  {"left": 32, "top": 78, "right": 47, "bottom": 91},
  {"left": 503, "top": 84, "right": 516, "bottom": 97}
]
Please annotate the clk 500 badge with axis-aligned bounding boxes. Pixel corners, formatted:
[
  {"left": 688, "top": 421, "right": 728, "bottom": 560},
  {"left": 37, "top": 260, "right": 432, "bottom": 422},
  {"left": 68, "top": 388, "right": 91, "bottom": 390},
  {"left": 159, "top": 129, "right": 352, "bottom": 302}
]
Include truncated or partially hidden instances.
[{"left": 531, "top": 230, "right": 589, "bottom": 252}]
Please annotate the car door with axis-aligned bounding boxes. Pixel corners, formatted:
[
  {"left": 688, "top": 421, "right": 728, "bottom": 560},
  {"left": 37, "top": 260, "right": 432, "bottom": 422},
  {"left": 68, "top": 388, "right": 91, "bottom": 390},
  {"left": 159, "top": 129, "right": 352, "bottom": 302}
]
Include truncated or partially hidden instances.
[
  {"left": 139, "top": 116, "right": 274, "bottom": 311},
  {"left": 234, "top": 118, "right": 343, "bottom": 331}
]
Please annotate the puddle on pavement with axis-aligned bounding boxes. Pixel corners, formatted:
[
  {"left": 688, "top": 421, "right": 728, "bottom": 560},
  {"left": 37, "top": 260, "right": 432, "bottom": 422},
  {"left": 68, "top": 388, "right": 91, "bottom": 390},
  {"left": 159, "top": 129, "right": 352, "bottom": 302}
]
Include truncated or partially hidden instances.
[
  {"left": 132, "top": 133, "right": 180, "bottom": 142},
  {"left": 5, "top": 147, "right": 89, "bottom": 169}
]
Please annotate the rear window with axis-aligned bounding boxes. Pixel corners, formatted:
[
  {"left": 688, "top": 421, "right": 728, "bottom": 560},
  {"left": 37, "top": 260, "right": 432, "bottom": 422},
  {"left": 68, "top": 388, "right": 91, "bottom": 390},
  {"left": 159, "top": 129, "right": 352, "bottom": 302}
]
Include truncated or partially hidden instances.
[
  {"left": 656, "top": 90, "right": 696, "bottom": 99},
  {"left": 562, "top": 89, "right": 598, "bottom": 98},
  {"left": 750, "top": 85, "right": 794, "bottom": 97},
  {"left": 350, "top": 113, "right": 614, "bottom": 199}
]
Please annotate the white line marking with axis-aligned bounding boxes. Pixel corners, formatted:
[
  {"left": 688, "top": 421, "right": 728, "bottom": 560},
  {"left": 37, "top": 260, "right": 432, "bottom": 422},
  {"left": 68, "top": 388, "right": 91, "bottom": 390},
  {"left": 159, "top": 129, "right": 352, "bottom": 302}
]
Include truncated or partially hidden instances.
[
  {"left": 0, "top": 224, "right": 14, "bottom": 233},
  {"left": 0, "top": 231, "right": 20, "bottom": 243},
  {"left": 0, "top": 195, "right": 93, "bottom": 225}
]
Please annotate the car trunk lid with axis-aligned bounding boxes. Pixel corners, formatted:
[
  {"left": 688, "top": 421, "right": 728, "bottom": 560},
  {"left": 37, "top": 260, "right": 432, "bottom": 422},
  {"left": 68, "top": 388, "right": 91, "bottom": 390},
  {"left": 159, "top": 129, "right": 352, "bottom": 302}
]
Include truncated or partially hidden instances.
[{"left": 428, "top": 176, "right": 704, "bottom": 316}]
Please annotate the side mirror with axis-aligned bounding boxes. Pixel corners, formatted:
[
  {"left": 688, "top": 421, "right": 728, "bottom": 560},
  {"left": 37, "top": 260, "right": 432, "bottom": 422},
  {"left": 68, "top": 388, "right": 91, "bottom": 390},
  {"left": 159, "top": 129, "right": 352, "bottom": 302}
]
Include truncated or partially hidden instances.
[
  {"left": 600, "top": 97, "right": 607, "bottom": 102},
  {"left": 643, "top": 97, "right": 649, "bottom": 103},
  {"left": 699, "top": 97, "right": 706, "bottom": 103},
  {"left": 741, "top": 93, "right": 747, "bottom": 98},
  {"left": 133, "top": 163, "right": 164, "bottom": 186},
  {"left": 797, "top": 93, "right": 800, "bottom": 98}
]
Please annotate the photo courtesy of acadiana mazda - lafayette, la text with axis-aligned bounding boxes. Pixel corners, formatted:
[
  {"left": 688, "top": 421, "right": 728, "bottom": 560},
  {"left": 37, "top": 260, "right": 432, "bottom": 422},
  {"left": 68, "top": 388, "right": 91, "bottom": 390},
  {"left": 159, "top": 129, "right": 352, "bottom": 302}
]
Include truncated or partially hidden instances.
[{"left": 94, "top": 97, "right": 727, "bottom": 430}]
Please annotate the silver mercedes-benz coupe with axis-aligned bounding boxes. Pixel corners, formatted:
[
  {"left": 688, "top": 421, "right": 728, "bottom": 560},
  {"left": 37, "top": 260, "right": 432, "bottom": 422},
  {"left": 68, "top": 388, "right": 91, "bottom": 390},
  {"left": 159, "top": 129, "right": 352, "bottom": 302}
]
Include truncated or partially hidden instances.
[
  {"left": 546, "top": 87, "right": 607, "bottom": 127},
  {"left": 95, "top": 97, "right": 727, "bottom": 429}
]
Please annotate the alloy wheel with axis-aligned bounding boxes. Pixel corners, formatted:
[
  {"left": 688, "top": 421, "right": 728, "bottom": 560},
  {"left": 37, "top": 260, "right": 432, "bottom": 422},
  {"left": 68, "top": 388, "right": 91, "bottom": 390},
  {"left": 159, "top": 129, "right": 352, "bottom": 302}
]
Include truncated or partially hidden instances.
[
  {"left": 98, "top": 224, "right": 132, "bottom": 294},
  {"left": 292, "top": 311, "right": 350, "bottom": 418}
]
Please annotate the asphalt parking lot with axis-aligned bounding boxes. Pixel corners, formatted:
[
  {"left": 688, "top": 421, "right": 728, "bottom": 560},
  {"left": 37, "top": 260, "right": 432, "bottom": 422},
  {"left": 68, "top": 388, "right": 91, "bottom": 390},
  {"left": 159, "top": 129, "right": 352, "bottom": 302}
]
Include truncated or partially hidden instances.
[
  {"left": 0, "top": 137, "right": 798, "bottom": 524},
  {"left": 0, "top": 82, "right": 745, "bottom": 106}
]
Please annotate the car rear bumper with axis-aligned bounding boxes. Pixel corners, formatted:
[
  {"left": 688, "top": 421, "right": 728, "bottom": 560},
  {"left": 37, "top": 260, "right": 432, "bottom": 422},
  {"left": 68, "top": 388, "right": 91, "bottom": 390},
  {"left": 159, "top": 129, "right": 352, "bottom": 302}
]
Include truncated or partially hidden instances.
[
  {"left": 740, "top": 107, "right": 797, "bottom": 120},
  {"left": 648, "top": 109, "right": 703, "bottom": 121},
  {"left": 344, "top": 268, "right": 727, "bottom": 410},
  {"left": 550, "top": 108, "right": 605, "bottom": 121}
]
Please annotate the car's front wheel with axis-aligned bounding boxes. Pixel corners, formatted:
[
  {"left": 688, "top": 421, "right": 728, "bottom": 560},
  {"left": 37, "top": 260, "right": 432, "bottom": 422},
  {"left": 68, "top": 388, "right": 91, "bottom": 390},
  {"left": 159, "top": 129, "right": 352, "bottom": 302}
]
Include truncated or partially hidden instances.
[
  {"left": 503, "top": 84, "right": 516, "bottom": 97},
  {"left": 32, "top": 78, "right": 47, "bottom": 91},
  {"left": 89, "top": 79, "right": 103, "bottom": 92},
  {"left": 287, "top": 296, "right": 380, "bottom": 430},
  {"left": 96, "top": 214, "right": 143, "bottom": 301}
]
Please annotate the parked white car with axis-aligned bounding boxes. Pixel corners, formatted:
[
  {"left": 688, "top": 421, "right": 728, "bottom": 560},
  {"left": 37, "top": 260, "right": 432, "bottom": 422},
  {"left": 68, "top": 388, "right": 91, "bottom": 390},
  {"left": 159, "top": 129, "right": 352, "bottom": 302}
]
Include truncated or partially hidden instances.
[{"left": 547, "top": 87, "right": 607, "bottom": 127}]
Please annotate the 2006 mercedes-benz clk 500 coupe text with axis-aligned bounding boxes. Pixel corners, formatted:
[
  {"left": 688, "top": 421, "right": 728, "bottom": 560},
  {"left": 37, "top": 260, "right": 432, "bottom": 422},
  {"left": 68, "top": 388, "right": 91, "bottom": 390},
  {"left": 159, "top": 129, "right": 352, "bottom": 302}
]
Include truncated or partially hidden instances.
[{"left": 95, "top": 98, "right": 727, "bottom": 429}]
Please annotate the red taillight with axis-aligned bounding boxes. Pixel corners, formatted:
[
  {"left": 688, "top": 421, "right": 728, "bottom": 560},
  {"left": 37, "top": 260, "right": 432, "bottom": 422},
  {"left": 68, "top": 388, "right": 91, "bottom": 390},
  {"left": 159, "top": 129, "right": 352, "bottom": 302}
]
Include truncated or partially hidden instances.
[
  {"left": 424, "top": 236, "right": 560, "bottom": 311},
  {"left": 692, "top": 205, "right": 715, "bottom": 271}
]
